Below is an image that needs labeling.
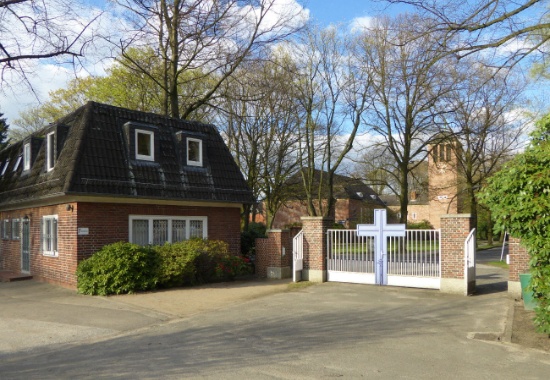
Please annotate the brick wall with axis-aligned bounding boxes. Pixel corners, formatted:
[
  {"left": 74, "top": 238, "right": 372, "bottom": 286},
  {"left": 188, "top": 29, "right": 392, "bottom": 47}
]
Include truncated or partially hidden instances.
[
  {"left": 301, "top": 217, "right": 332, "bottom": 272},
  {"left": 1, "top": 205, "right": 79, "bottom": 287},
  {"left": 75, "top": 202, "right": 242, "bottom": 259},
  {"left": 508, "top": 236, "right": 530, "bottom": 282},
  {"left": 255, "top": 230, "right": 292, "bottom": 278},
  {"left": 440, "top": 214, "right": 473, "bottom": 280},
  {"left": 1, "top": 201, "right": 242, "bottom": 288}
]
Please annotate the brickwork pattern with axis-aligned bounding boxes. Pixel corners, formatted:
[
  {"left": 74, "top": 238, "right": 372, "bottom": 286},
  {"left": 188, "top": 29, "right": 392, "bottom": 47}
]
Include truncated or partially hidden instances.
[
  {"left": 255, "top": 230, "right": 292, "bottom": 278},
  {"left": 1, "top": 202, "right": 242, "bottom": 288},
  {"left": 301, "top": 217, "right": 333, "bottom": 271},
  {"left": 440, "top": 215, "right": 473, "bottom": 279},
  {"left": 508, "top": 236, "right": 530, "bottom": 282}
]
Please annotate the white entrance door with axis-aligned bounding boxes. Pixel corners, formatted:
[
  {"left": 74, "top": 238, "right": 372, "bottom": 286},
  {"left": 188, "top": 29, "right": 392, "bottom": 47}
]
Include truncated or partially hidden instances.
[{"left": 21, "top": 219, "right": 30, "bottom": 273}]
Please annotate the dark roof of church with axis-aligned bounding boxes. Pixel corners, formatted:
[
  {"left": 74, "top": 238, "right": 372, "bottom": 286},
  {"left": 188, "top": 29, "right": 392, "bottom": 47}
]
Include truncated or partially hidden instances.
[
  {"left": 285, "top": 169, "right": 386, "bottom": 206},
  {"left": 0, "top": 102, "right": 253, "bottom": 207}
]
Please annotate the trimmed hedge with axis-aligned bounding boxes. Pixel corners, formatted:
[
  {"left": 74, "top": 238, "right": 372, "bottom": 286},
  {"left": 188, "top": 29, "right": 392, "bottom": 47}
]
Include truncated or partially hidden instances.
[{"left": 77, "top": 239, "right": 252, "bottom": 295}]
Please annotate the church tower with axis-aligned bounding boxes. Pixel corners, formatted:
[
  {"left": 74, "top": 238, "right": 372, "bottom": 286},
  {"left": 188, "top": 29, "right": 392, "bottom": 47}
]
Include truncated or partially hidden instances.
[{"left": 427, "top": 137, "right": 461, "bottom": 227}]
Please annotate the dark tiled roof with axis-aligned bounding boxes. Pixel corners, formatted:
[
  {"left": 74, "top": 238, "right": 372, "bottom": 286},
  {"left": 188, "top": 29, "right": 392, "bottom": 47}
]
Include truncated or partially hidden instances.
[
  {"left": 0, "top": 102, "right": 253, "bottom": 206},
  {"left": 285, "top": 168, "right": 386, "bottom": 206}
]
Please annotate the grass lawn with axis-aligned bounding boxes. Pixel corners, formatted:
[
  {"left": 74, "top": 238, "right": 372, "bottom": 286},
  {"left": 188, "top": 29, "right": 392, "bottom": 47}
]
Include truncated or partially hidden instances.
[
  {"left": 331, "top": 240, "right": 438, "bottom": 255},
  {"left": 484, "top": 261, "right": 509, "bottom": 269}
]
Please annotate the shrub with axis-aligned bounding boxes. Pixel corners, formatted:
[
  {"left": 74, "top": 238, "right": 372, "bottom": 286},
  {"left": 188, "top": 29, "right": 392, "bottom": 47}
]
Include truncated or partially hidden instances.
[
  {"left": 215, "top": 255, "right": 253, "bottom": 279},
  {"left": 241, "top": 222, "right": 267, "bottom": 256},
  {"left": 154, "top": 242, "right": 200, "bottom": 287},
  {"left": 76, "top": 242, "right": 159, "bottom": 296},
  {"left": 406, "top": 220, "right": 434, "bottom": 230},
  {"left": 188, "top": 239, "right": 231, "bottom": 283},
  {"left": 479, "top": 115, "right": 550, "bottom": 334}
]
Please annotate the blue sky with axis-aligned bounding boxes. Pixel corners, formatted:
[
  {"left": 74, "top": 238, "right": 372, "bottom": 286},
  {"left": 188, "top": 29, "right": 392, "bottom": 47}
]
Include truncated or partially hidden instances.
[
  {"left": 303, "top": 0, "right": 400, "bottom": 25},
  {"left": 0, "top": 0, "right": 407, "bottom": 124}
]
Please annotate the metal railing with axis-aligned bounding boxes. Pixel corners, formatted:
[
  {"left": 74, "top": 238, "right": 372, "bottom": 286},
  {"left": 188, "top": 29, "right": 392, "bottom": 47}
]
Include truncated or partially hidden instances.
[
  {"left": 293, "top": 230, "right": 304, "bottom": 282},
  {"left": 327, "top": 229, "right": 440, "bottom": 278}
]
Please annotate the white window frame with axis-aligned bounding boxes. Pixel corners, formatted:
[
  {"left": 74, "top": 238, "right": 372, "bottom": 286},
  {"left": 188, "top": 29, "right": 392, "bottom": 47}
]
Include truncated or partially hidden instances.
[
  {"left": 23, "top": 143, "right": 31, "bottom": 170},
  {"left": 11, "top": 218, "right": 20, "bottom": 240},
  {"left": 12, "top": 156, "right": 22, "bottom": 172},
  {"left": 129, "top": 215, "right": 208, "bottom": 245},
  {"left": 1, "top": 160, "right": 9, "bottom": 176},
  {"left": 187, "top": 138, "right": 203, "bottom": 166},
  {"left": 46, "top": 132, "right": 56, "bottom": 171},
  {"left": 2, "top": 219, "right": 10, "bottom": 239},
  {"left": 41, "top": 215, "right": 58, "bottom": 257},
  {"left": 135, "top": 129, "right": 155, "bottom": 161}
]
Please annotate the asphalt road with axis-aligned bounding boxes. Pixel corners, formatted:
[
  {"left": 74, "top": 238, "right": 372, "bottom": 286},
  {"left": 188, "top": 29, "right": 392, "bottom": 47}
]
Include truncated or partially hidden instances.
[{"left": 0, "top": 264, "right": 548, "bottom": 379}]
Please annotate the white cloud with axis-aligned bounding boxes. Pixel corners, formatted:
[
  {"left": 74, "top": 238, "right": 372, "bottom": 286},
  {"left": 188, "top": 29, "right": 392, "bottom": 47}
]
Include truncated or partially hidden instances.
[{"left": 350, "top": 16, "right": 375, "bottom": 33}]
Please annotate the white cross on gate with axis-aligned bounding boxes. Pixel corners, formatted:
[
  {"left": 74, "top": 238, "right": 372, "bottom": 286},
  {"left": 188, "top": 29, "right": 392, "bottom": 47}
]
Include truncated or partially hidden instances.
[{"left": 357, "top": 209, "right": 406, "bottom": 285}]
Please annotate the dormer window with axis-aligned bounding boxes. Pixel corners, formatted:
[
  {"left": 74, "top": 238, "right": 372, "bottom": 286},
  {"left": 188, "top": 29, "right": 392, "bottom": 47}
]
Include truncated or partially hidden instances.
[
  {"left": 23, "top": 143, "right": 31, "bottom": 170},
  {"left": 187, "top": 138, "right": 202, "bottom": 166},
  {"left": 135, "top": 129, "right": 154, "bottom": 161},
  {"left": 1, "top": 160, "right": 9, "bottom": 176},
  {"left": 13, "top": 156, "right": 21, "bottom": 172},
  {"left": 46, "top": 132, "right": 56, "bottom": 171}
]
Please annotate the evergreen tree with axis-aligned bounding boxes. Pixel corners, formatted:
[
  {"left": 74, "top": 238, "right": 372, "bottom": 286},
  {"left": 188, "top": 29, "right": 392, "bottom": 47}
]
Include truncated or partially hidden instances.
[{"left": 0, "top": 112, "right": 9, "bottom": 150}]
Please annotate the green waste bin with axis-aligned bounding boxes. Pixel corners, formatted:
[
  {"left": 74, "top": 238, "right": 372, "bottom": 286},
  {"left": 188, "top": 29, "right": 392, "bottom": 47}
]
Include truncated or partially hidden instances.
[{"left": 519, "top": 273, "right": 537, "bottom": 311}]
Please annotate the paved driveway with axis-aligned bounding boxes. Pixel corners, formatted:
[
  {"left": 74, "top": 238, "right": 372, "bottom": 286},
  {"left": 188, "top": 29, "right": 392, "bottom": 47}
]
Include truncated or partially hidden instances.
[{"left": 1, "top": 267, "right": 549, "bottom": 379}]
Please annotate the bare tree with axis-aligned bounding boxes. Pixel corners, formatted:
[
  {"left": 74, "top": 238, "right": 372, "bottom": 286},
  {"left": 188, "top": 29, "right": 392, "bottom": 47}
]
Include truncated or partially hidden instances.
[
  {"left": 293, "top": 25, "right": 371, "bottom": 218},
  {"left": 444, "top": 60, "right": 528, "bottom": 232},
  {"left": 383, "top": 0, "right": 550, "bottom": 67},
  {"left": 0, "top": 0, "right": 100, "bottom": 89},
  {"left": 220, "top": 56, "right": 301, "bottom": 228},
  {"left": 110, "top": 0, "right": 306, "bottom": 119},
  {"left": 356, "top": 15, "right": 455, "bottom": 223}
]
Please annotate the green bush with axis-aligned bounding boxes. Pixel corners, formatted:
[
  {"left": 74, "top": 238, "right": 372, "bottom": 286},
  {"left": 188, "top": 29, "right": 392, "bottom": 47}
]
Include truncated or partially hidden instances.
[
  {"left": 76, "top": 239, "right": 245, "bottom": 295},
  {"left": 215, "top": 254, "right": 253, "bottom": 279},
  {"left": 154, "top": 242, "right": 200, "bottom": 287},
  {"left": 479, "top": 115, "right": 550, "bottom": 334},
  {"left": 188, "top": 239, "right": 231, "bottom": 283},
  {"left": 406, "top": 220, "right": 434, "bottom": 230},
  {"left": 241, "top": 222, "right": 267, "bottom": 256},
  {"left": 76, "top": 242, "right": 159, "bottom": 296}
]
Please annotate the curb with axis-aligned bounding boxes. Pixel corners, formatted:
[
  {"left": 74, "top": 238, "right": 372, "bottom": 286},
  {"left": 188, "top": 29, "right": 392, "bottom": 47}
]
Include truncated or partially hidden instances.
[{"left": 502, "top": 297, "right": 516, "bottom": 343}]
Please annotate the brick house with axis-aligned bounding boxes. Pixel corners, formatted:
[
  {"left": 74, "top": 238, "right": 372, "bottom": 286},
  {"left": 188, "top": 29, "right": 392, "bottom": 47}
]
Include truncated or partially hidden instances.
[
  {"left": 270, "top": 170, "right": 386, "bottom": 229},
  {"left": 0, "top": 102, "right": 252, "bottom": 288}
]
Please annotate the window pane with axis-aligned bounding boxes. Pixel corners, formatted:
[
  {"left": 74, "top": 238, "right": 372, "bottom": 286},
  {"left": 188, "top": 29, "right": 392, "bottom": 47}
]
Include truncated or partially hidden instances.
[
  {"left": 24, "top": 143, "right": 31, "bottom": 170},
  {"left": 52, "top": 219, "right": 57, "bottom": 251},
  {"left": 47, "top": 133, "right": 56, "bottom": 169},
  {"left": 44, "top": 219, "right": 52, "bottom": 251},
  {"left": 188, "top": 140, "right": 200, "bottom": 163},
  {"left": 137, "top": 132, "right": 151, "bottom": 156},
  {"left": 132, "top": 220, "right": 149, "bottom": 245},
  {"left": 12, "top": 219, "right": 20, "bottom": 239},
  {"left": 153, "top": 220, "right": 168, "bottom": 245},
  {"left": 172, "top": 220, "right": 187, "bottom": 242},
  {"left": 189, "top": 220, "right": 204, "bottom": 238}
]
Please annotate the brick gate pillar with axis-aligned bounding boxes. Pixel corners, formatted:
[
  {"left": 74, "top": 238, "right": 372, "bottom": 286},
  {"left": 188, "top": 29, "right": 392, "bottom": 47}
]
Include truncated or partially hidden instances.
[
  {"left": 255, "top": 230, "right": 292, "bottom": 279},
  {"left": 508, "top": 236, "right": 530, "bottom": 298},
  {"left": 301, "top": 216, "right": 333, "bottom": 282},
  {"left": 440, "top": 214, "right": 474, "bottom": 295}
]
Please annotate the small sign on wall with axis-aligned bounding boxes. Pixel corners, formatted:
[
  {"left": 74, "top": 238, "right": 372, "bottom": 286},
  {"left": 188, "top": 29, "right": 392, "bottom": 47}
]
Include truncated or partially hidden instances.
[{"left": 77, "top": 228, "right": 89, "bottom": 236}]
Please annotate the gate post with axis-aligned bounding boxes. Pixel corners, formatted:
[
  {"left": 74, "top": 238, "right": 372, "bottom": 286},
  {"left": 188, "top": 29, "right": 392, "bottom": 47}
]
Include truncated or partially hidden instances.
[
  {"left": 301, "top": 216, "right": 333, "bottom": 282},
  {"left": 440, "top": 214, "right": 475, "bottom": 295},
  {"left": 255, "top": 230, "right": 292, "bottom": 279},
  {"left": 508, "top": 236, "right": 530, "bottom": 298}
]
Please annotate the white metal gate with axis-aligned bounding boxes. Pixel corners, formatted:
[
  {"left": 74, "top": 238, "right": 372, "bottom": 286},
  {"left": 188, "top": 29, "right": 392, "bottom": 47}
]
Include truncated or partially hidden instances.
[
  {"left": 293, "top": 230, "right": 304, "bottom": 282},
  {"left": 464, "top": 228, "right": 476, "bottom": 295},
  {"left": 327, "top": 229, "right": 441, "bottom": 289}
]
